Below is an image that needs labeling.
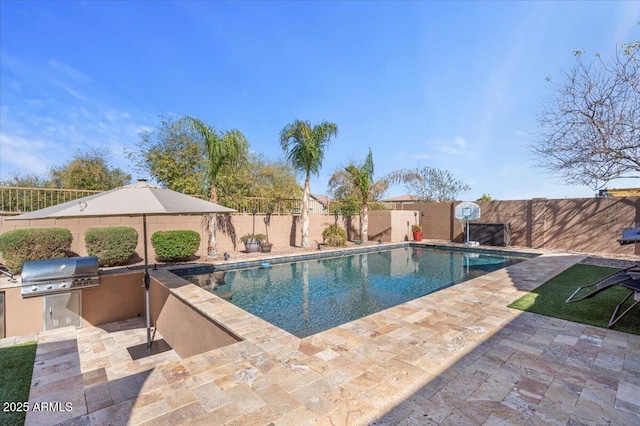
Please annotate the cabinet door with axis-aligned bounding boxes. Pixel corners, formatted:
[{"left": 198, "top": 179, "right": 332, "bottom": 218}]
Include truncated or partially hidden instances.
[{"left": 44, "top": 291, "right": 82, "bottom": 330}]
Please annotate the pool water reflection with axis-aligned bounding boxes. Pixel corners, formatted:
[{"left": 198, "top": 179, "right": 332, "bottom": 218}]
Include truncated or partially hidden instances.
[{"left": 180, "top": 247, "right": 528, "bottom": 338}]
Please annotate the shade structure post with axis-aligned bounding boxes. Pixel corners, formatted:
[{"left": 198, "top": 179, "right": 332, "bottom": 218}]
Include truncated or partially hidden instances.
[{"left": 143, "top": 213, "right": 151, "bottom": 350}]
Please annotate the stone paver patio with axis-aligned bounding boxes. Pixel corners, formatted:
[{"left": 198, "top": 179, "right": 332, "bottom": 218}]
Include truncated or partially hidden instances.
[{"left": 5, "top": 248, "right": 640, "bottom": 425}]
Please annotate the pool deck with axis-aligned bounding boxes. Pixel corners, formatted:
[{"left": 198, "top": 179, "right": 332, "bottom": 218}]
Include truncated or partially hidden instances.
[{"left": 4, "top": 247, "right": 640, "bottom": 425}]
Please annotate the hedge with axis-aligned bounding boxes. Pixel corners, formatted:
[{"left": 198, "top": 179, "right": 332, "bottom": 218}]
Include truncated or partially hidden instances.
[
  {"left": 0, "top": 228, "right": 73, "bottom": 273},
  {"left": 151, "top": 230, "right": 200, "bottom": 262},
  {"left": 85, "top": 227, "right": 138, "bottom": 267}
]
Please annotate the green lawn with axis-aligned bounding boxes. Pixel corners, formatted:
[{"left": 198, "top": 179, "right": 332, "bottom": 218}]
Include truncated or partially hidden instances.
[
  {"left": 0, "top": 341, "right": 37, "bottom": 426},
  {"left": 509, "top": 264, "right": 640, "bottom": 335}
]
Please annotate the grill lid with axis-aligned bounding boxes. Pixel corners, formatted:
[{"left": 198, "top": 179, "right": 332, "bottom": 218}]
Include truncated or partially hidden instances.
[{"left": 22, "top": 256, "right": 99, "bottom": 283}]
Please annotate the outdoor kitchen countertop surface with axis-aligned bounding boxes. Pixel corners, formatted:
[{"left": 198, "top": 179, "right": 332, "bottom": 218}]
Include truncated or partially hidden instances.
[{"left": 0, "top": 275, "right": 21, "bottom": 289}]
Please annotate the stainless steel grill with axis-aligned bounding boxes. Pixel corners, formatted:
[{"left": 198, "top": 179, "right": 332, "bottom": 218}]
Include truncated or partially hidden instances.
[{"left": 21, "top": 256, "right": 100, "bottom": 297}]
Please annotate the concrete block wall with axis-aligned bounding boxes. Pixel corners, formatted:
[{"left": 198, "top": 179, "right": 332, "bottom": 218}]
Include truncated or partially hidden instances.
[
  {"left": 368, "top": 210, "right": 417, "bottom": 242},
  {"left": 412, "top": 197, "right": 639, "bottom": 255},
  {"left": 0, "top": 213, "right": 363, "bottom": 263},
  {"left": 1, "top": 196, "right": 638, "bottom": 261},
  {"left": 390, "top": 203, "right": 454, "bottom": 240}
]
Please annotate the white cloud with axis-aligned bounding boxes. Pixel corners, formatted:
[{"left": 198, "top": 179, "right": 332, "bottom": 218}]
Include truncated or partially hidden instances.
[
  {"left": 0, "top": 133, "right": 53, "bottom": 175},
  {"left": 611, "top": 3, "right": 640, "bottom": 47},
  {"left": 58, "top": 84, "right": 86, "bottom": 101},
  {"left": 441, "top": 136, "right": 468, "bottom": 155},
  {"left": 415, "top": 136, "right": 472, "bottom": 159},
  {"left": 48, "top": 60, "right": 91, "bottom": 82},
  {"left": 0, "top": 94, "right": 153, "bottom": 180}
]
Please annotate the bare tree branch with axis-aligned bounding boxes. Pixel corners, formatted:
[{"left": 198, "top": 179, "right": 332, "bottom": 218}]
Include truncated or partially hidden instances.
[{"left": 531, "top": 42, "right": 639, "bottom": 189}]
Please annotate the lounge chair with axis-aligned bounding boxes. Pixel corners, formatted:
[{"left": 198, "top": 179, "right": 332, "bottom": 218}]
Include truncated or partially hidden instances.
[
  {"left": 607, "top": 279, "right": 640, "bottom": 327},
  {"left": 565, "top": 265, "right": 640, "bottom": 303},
  {"left": 564, "top": 225, "right": 640, "bottom": 326},
  {"left": 566, "top": 265, "right": 640, "bottom": 327},
  {"left": 618, "top": 226, "right": 640, "bottom": 245}
]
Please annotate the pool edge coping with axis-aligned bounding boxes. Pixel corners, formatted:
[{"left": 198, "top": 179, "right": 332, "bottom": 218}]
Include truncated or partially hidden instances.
[{"left": 149, "top": 242, "right": 556, "bottom": 355}]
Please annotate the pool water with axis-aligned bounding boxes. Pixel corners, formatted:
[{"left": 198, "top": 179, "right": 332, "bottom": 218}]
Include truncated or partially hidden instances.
[{"left": 179, "top": 247, "right": 528, "bottom": 338}]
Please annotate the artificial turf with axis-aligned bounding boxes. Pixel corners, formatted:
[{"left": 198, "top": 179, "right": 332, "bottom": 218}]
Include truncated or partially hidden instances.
[
  {"left": 0, "top": 341, "right": 37, "bottom": 426},
  {"left": 508, "top": 263, "right": 640, "bottom": 335}
]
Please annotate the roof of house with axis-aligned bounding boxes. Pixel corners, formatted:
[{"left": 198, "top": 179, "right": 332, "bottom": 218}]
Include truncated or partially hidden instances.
[
  {"left": 310, "top": 194, "right": 330, "bottom": 207},
  {"left": 383, "top": 194, "right": 419, "bottom": 202}
]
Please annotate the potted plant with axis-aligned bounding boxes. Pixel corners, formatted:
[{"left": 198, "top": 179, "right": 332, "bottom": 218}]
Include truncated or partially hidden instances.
[
  {"left": 261, "top": 215, "right": 272, "bottom": 253},
  {"left": 412, "top": 224, "right": 423, "bottom": 241},
  {"left": 260, "top": 240, "right": 273, "bottom": 253},
  {"left": 240, "top": 233, "right": 267, "bottom": 253}
]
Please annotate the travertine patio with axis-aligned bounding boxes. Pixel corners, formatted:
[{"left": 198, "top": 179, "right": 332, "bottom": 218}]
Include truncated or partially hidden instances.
[{"left": 6, "top": 249, "right": 640, "bottom": 425}]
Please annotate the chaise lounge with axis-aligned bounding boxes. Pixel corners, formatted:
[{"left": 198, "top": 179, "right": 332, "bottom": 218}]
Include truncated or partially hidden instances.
[
  {"left": 618, "top": 226, "right": 640, "bottom": 245},
  {"left": 566, "top": 226, "right": 639, "bottom": 327},
  {"left": 565, "top": 266, "right": 640, "bottom": 327}
]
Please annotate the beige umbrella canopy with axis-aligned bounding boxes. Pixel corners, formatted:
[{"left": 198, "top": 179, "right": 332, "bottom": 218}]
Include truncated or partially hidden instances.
[{"left": 7, "top": 179, "right": 236, "bottom": 350}]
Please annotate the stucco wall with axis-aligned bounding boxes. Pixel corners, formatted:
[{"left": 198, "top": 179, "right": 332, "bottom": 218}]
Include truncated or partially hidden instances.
[
  {"left": 2, "top": 286, "right": 43, "bottom": 337},
  {"left": 149, "top": 272, "right": 241, "bottom": 358},
  {"left": 1, "top": 196, "right": 638, "bottom": 261},
  {"left": 0, "top": 213, "right": 362, "bottom": 263},
  {"left": 81, "top": 272, "right": 145, "bottom": 327},
  {"left": 368, "top": 210, "right": 419, "bottom": 242},
  {"left": 1, "top": 271, "right": 146, "bottom": 338},
  {"left": 409, "top": 197, "right": 639, "bottom": 255}
]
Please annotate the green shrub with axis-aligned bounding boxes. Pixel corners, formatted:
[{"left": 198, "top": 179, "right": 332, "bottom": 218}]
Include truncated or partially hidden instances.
[
  {"left": 85, "top": 227, "right": 138, "bottom": 267},
  {"left": 322, "top": 224, "right": 347, "bottom": 247},
  {"left": 0, "top": 228, "right": 72, "bottom": 273},
  {"left": 151, "top": 230, "right": 200, "bottom": 262},
  {"left": 239, "top": 233, "right": 267, "bottom": 243}
]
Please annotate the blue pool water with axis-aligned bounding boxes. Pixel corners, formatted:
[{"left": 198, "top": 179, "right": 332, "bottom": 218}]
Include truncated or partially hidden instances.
[{"left": 179, "top": 247, "right": 529, "bottom": 338}]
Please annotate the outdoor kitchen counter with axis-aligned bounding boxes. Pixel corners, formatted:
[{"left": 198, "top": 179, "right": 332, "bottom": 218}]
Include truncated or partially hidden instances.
[{"left": 0, "top": 274, "right": 21, "bottom": 289}]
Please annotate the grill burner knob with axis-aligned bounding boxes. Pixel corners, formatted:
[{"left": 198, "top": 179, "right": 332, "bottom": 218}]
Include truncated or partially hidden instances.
[
  {"left": 46, "top": 284, "right": 52, "bottom": 289},
  {"left": 60, "top": 283, "right": 67, "bottom": 288},
  {"left": 31, "top": 286, "right": 37, "bottom": 292}
]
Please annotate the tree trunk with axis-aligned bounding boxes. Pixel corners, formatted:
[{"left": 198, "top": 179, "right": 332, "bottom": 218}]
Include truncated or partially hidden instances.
[
  {"left": 208, "top": 184, "right": 218, "bottom": 257},
  {"left": 301, "top": 178, "right": 310, "bottom": 248},
  {"left": 209, "top": 185, "right": 218, "bottom": 203},
  {"left": 361, "top": 203, "right": 368, "bottom": 242}
]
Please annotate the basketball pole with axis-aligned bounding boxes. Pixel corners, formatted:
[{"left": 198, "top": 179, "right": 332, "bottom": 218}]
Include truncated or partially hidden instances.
[{"left": 464, "top": 216, "right": 472, "bottom": 244}]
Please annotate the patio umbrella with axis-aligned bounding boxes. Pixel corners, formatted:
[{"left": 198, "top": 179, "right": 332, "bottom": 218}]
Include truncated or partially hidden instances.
[{"left": 7, "top": 179, "right": 235, "bottom": 350}]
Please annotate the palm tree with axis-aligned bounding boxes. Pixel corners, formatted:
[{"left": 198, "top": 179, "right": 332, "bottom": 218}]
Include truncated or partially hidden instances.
[
  {"left": 185, "top": 116, "right": 249, "bottom": 255},
  {"left": 185, "top": 117, "right": 249, "bottom": 203},
  {"left": 329, "top": 148, "right": 406, "bottom": 242},
  {"left": 280, "top": 120, "right": 338, "bottom": 249}
]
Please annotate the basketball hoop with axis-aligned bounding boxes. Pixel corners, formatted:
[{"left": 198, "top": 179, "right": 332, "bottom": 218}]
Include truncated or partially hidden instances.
[{"left": 454, "top": 202, "right": 481, "bottom": 246}]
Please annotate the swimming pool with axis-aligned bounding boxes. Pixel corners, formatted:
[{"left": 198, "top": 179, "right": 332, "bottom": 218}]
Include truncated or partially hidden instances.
[{"left": 178, "top": 247, "right": 530, "bottom": 338}]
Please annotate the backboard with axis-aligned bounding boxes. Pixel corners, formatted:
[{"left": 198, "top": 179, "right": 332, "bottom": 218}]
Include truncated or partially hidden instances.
[{"left": 454, "top": 201, "right": 481, "bottom": 221}]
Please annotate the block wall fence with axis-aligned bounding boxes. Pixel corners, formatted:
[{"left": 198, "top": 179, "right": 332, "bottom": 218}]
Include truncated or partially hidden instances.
[
  {"left": 402, "top": 197, "right": 639, "bottom": 256},
  {"left": 0, "top": 197, "right": 638, "bottom": 264},
  {"left": 0, "top": 213, "right": 363, "bottom": 264}
]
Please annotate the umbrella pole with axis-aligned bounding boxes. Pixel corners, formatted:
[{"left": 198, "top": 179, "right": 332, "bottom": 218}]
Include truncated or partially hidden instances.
[{"left": 143, "top": 214, "right": 151, "bottom": 351}]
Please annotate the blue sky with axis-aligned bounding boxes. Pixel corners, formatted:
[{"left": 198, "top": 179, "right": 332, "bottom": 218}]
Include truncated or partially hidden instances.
[{"left": 1, "top": 1, "right": 638, "bottom": 201}]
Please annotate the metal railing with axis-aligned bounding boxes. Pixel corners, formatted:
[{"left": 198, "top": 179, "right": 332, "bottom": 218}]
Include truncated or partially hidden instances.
[
  {"left": 0, "top": 187, "right": 398, "bottom": 216},
  {"left": 224, "top": 197, "right": 396, "bottom": 215},
  {"left": 0, "top": 187, "right": 101, "bottom": 215},
  {"left": 223, "top": 197, "right": 304, "bottom": 214}
]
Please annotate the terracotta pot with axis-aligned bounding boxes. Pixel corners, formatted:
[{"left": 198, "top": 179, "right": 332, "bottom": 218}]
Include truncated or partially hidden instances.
[
  {"left": 260, "top": 243, "right": 273, "bottom": 253},
  {"left": 412, "top": 231, "right": 423, "bottom": 241}
]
